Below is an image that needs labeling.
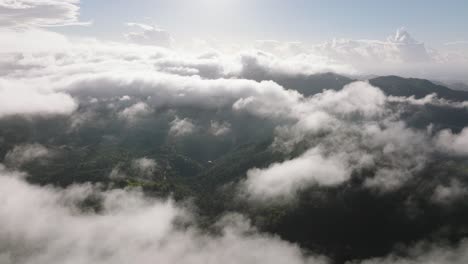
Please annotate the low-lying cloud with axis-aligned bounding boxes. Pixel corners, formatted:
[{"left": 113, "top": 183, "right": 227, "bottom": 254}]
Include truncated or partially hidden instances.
[
  {"left": 4, "top": 143, "right": 52, "bottom": 167},
  {"left": 0, "top": 165, "right": 327, "bottom": 264},
  {"left": 243, "top": 147, "right": 351, "bottom": 201}
]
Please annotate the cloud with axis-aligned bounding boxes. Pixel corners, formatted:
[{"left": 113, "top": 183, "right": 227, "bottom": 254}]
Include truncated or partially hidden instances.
[
  {"left": 209, "top": 120, "right": 231, "bottom": 136},
  {"left": 108, "top": 166, "right": 127, "bottom": 181},
  {"left": 309, "top": 81, "right": 386, "bottom": 117},
  {"left": 3, "top": 143, "right": 52, "bottom": 167},
  {"left": 354, "top": 239, "right": 468, "bottom": 264},
  {"left": 118, "top": 102, "right": 151, "bottom": 121},
  {"left": 254, "top": 40, "right": 308, "bottom": 57},
  {"left": 0, "top": 31, "right": 446, "bottom": 199},
  {"left": 132, "top": 157, "right": 158, "bottom": 178},
  {"left": 242, "top": 147, "right": 351, "bottom": 201},
  {"left": 0, "top": 23, "right": 465, "bottom": 201},
  {"left": 314, "top": 28, "right": 429, "bottom": 65},
  {"left": 0, "top": 79, "right": 77, "bottom": 118},
  {"left": 119, "top": 95, "right": 131, "bottom": 101},
  {"left": 237, "top": 50, "right": 356, "bottom": 78},
  {"left": 125, "top": 22, "right": 174, "bottom": 48},
  {"left": 238, "top": 82, "right": 432, "bottom": 197},
  {"left": 2, "top": 4, "right": 468, "bottom": 262},
  {"left": 308, "top": 28, "right": 468, "bottom": 82},
  {"left": 0, "top": 165, "right": 327, "bottom": 264},
  {"left": 435, "top": 127, "right": 468, "bottom": 155},
  {"left": 361, "top": 121, "right": 431, "bottom": 191},
  {"left": 0, "top": 0, "right": 89, "bottom": 27},
  {"left": 431, "top": 179, "right": 468, "bottom": 204},
  {"left": 388, "top": 93, "right": 468, "bottom": 108},
  {"left": 169, "top": 116, "right": 196, "bottom": 137},
  {"left": 0, "top": 28, "right": 71, "bottom": 53}
]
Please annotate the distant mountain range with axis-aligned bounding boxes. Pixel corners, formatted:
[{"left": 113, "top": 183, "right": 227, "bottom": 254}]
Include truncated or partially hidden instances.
[{"left": 243, "top": 71, "right": 468, "bottom": 101}]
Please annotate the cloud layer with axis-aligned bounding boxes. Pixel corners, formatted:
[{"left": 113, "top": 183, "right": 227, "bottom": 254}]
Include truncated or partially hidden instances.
[{"left": 0, "top": 165, "right": 327, "bottom": 264}]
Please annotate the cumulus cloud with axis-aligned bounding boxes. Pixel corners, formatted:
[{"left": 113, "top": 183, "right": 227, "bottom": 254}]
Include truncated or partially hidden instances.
[
  {"left": 309, "top": 81, "right": 386, "bottom": 117},
  {"left": 434, "top": 127, "right": 468, "bottom": 155},
  {"left": 0, "top": 166, "right": 327, "bottom": 264},
  {"left": 237, "top": 50, "right": 356, "bottom": 77},
  {"left": 243, "top": 147, "right": 351, "bottom": 200},
  {"left": 169, "top": 117, "right": 196, "bottom": 137},
  {"left": 309, "top": 28, "right": 468, "bottom": 82},
  {"left": 361, "top": 121, "right": 430, "bottom": 191},
  {"left": 0, "top": 80, "right": 77, "bottom": 118},
  {"left": 125, "top": 22, "right": 174, "bottom": 48},
  {"left": 314, "top": 27, "right": 430, "bottom": 64},
  {"left": 118, "top": 102, "right": 151, "bottom": 121},
  {"left": 238, "top": 82, "right": 433, "bottom": 198}
]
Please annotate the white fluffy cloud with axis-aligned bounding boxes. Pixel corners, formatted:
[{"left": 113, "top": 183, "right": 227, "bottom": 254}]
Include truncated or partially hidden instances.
[
  {"left": 237, "top": 50, "right": 356, "bottom": 77},
  {"left": 435, "top": 127, "right": 468, "bottom": 155},
  {"left": 315, "top": 29, "right": 468, "bottom": 81},
  {"left": 118, "top": 102, "right": 151, "bottom": 121},
  {"left": 252, "top": 28, "right": 468, "bottom": 83},
  {"left": 0, "top": 165, "right": 327, "bottom": 264},
  {"left": 169, "top": 117, "right": 196, "bottom": 137},
  {"left": 243, "top": 148, "right": 351, "bottom": 200},
  {"left": 0, "top": 80, "right": 77, "bottom": 118},
  {"left": 238, "top": 82, "right": 434, "bottom": 198}
]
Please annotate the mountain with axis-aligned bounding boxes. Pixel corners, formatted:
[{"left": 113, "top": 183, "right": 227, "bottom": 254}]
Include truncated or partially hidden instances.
[
  {"left": 239, "top": 71, "right": 354, "bottom": 97},
  {"left": 369, "top": 75, "right": 468, "bottom": 101},
  {"left": 273, "top": 72, "right": 355, "bottom": 97},
  {"left": 447, "top": 82, "right": 468, "bottom": 92},
  {"left": 243, "top": 71, "right": 468, "bottom": 101}
]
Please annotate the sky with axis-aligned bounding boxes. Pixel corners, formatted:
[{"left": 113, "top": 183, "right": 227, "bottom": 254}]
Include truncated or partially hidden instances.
[
  {"left": 1, "top": 0, "right": 468, "bottom": 82},
  {"left": 66, "top": 0, "right": 468, "bottom": 47}
]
